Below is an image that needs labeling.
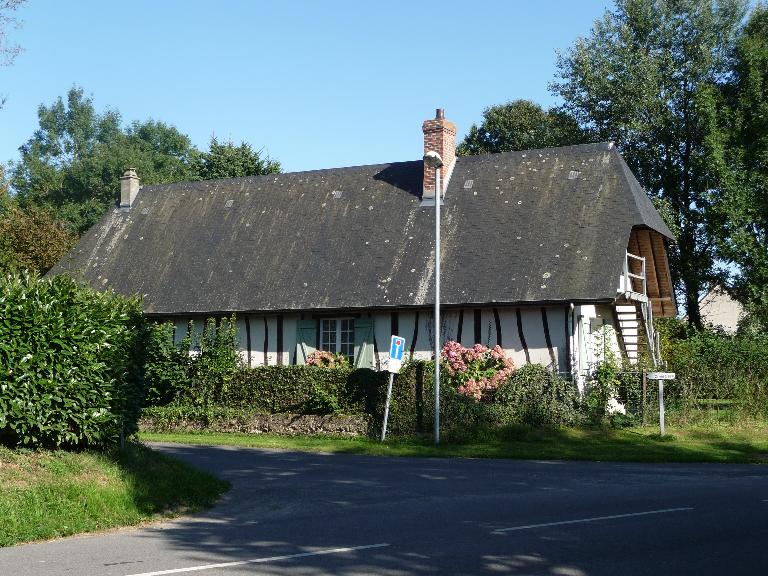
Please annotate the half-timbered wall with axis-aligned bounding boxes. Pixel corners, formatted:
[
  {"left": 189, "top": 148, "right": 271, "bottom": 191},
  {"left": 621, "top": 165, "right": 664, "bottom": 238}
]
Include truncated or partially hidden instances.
[{"left": 165, "top": 305, "right": 616, "bottom": 377}]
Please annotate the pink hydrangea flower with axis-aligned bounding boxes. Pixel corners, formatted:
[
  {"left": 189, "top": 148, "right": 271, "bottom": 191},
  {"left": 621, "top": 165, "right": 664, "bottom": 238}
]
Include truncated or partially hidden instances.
[{"left": 440, "top": 340, "right": 516, "bottom": 402}]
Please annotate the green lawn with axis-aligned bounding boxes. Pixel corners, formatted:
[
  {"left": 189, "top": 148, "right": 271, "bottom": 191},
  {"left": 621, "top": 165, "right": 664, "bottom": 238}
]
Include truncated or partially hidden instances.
[
  {"left": 141, "top": 424, "right": 768, "bottom": 464},
  {"left": 0, "top": 442, "right": 229, "bottom": 547}
]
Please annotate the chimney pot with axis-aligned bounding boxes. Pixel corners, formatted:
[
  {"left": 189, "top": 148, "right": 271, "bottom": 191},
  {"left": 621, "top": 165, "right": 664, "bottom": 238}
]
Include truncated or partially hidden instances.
[
  {"left": 120, "top": 168, "right": 140, "bottom": 208},
  {"left": 436, "top": 108, "right": 445, "bottom": 120}
]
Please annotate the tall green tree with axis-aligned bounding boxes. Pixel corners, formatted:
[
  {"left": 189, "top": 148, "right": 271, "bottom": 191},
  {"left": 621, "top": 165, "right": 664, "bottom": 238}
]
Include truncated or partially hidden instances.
[
  {"left": 0, "top": 0, "right": 25, "bottom": 109},
  {"left": 10, "top": 87, "right": 201, "bottom": 232},
  {"left": 11, "top": 88, "right": 283, "bottom": 235},
  {"left": 457, "top": 99, "right": 588, "bottom": 155},
  {"left": 551, "top": 0, "right": 748, "bottom": 327},
  {"left": 195, "top": 137, "right": 280, "bottom": 180},
  {"left": 714, "top": 3, "right": 768, "bottom": 330}
]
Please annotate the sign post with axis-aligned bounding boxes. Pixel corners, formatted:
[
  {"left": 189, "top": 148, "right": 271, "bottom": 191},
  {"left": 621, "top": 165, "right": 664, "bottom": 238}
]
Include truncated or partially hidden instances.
[
  {"left": 381, "top": 336, "right": 405, "bottom": 442},
  {"left": 647, "top": 372, "right": 675, "bottom": 436}
]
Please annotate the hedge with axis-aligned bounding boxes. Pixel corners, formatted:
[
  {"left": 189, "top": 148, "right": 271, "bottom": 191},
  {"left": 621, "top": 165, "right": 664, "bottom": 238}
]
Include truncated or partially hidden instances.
[
  {"left": 146, "top": 361, "right": 523, "bottom": 439},
  {"left": 208, "top": 366, "right": 386, "bottom": 415},
  {"left": 656, "top": 319, "right": 768, "bottom": 418},
  {"left": 0, "top": 273, "right": 146, "bottom": 448}
]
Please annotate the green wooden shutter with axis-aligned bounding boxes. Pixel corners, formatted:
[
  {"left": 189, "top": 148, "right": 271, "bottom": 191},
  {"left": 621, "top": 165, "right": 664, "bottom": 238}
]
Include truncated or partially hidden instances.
[
  {"left": 354, "top": 318, "right": 375, "bottom": 369},
  {"left": 296, "top": 319, "right": 317, "bottom": 365}
]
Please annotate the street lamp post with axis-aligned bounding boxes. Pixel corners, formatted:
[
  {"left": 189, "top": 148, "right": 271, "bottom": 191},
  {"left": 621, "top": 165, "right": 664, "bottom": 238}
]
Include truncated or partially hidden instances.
[{"left": 424, "top": 151, "right": 443, "bottom": 445}]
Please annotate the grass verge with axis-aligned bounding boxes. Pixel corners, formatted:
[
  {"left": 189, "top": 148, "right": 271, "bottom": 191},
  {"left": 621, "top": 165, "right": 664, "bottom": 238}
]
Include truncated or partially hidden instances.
[
  {"left": 141, "top": 424, "right": 768, "bottom": 464},
  {"left": 0, "top": 442, "right": 229, "bottom": 547}
]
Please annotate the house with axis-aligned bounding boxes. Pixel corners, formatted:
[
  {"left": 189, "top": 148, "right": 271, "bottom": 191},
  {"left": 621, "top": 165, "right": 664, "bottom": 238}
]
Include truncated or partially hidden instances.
[
  {"left": 50, "top": 109, "right": 676, "bottom": 388},
  {"left": 698, "top": 285, "right": 745, "bottom": 334}
]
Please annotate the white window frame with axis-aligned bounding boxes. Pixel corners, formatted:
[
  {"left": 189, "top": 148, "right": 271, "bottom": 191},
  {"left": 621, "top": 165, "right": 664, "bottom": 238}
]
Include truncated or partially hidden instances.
[{"left": 319, "top": 318, "right": 355, "bottom": 363}]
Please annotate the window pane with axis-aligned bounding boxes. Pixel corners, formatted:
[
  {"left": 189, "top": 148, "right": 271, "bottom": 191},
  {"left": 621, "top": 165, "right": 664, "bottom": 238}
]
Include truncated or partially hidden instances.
[
  {"left": 340, "top": 319, "right": 355, "bottom": 362},
  {"left": 320, "top": 319, "right": 337, "bottom": 352}
]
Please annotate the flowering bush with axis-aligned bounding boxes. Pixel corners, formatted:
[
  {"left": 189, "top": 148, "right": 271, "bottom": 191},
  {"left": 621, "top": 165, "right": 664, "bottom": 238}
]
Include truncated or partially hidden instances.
[
  {"left": 307, "top": 350, "right": 349, "bottom": 368},
  {"left": 441, "top": 341, "right": 515, "bottom": 401}
]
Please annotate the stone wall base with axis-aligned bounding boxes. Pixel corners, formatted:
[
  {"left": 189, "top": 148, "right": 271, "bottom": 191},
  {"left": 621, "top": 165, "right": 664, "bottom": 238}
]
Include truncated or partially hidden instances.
[{"left": 140, "top": 413, "right": 371, "bottom": 437}]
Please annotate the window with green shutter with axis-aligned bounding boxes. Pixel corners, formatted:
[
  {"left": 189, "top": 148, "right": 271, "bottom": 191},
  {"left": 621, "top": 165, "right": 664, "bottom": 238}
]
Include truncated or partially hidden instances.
[{"left": 296, "top": 317, "right": 375, "bottom": 368}]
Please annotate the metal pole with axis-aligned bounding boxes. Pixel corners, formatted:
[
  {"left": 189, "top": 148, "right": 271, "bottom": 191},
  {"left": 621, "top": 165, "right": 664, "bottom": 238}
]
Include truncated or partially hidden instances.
[
  {"left": 381, "top": 372, "right": 395, "bottom": 442},
  {"left": 434, "top": 166, "right": 441, "bottom": 446},
  {"left": 658, "top": 379, "right": 665, "bottom": 436}
]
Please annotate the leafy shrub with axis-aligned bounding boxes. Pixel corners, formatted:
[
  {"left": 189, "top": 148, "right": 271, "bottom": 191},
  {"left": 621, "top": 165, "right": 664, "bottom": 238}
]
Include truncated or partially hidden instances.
[
  {"left": 0, "top": 272, "right": 146, "bottom": 448},
  {"left": 144, "top": 323, "right": 192, "bottom": 406},
  {"left": 656, "top": 318, "right": 768, "bottom": 419},
  {"left": 144, "top": 316, "right": 243, "bottom": 408},
  {"left": 584, "top": 359, "right": 622, "bottom": 425},
  {"left": 186, "top": 316, "right": 243, "bottom": 406},
  {"left": 441, "top": 341, "right": 515, "bottom": 400},
  {"left": 495, "top": 364, "right": 581, "bottom": 428}
]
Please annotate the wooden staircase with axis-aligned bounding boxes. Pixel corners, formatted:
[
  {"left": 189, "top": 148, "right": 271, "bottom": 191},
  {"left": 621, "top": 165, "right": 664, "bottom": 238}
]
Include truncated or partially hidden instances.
[{"left": 616, "top": 304, "right": 640, "bottom": 363}]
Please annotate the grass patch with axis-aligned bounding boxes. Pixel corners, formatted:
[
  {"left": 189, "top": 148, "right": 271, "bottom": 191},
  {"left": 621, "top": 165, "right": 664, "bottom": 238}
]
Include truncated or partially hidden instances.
[
  {"left": 0, "top": 442, "right": 229, "bottom": 547},
  {"left": 141, "top": 423, "right": 768, "bottom": 464}
]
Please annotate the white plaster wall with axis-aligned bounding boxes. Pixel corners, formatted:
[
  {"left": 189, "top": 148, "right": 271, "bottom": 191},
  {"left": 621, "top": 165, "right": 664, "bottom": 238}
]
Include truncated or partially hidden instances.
[
  {"left": 387, "top": 306, "right": 570, "bottom": 373},
  {"left": 546, "top": 307, "right": 569, "bottom": 373},
  {"left": 235, "top": 316, "right": 249, "bottom": 365},
  {"left": 263, "top": 316, "right": 278, "bottom": 366},
  {"left": 372, "top": 312, "right": 391, "bottom": 371},
  {"left": 441, "top": 310, "right": 461, "bottom": 348},
  {"left": 412, "top": 310, "right": 436, "bottom": 361},
  {"left": 457, "top": 310, "right": 476, "bottom": 348},
  {"left": 574, "top": 304, "right": 621, "bottom": 381},
  {"left": 497, "top": 309, "right": 528, "bottom": 369},
  {"left": 173, "top": 318, "right": 189, "bottom": 345},
  {"left": 248, "top": 315, "right": 267, "bottom": 367},
  {"left": 518, "top": 308, "right": 552, "bottom": 368}
]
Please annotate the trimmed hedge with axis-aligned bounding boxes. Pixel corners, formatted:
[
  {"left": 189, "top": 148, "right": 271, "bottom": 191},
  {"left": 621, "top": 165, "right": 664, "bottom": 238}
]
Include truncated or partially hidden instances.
[
  {"left": 495, "top": 364, "right": 581, "bottom": 427},
  {"left": 214, "top": 366, "right": 385, "bottom": 415},
  {"left": 0, "top": 273, "right": 146, "bottom": 448},
  {"left": 145, "top": 360, "right": 586, "bottom": 438}
]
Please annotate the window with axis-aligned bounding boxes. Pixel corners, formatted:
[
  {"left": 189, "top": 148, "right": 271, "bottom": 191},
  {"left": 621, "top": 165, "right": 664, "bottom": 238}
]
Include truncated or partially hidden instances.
[{"left": 320, "top": 318, "right": 355, "bottom": 364}]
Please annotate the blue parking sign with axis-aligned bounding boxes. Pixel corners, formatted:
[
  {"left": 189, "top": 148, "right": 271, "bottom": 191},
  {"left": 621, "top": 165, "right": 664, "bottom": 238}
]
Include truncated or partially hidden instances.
[{"left": 389, "top": 335, "right": 405, "bottom": 361}]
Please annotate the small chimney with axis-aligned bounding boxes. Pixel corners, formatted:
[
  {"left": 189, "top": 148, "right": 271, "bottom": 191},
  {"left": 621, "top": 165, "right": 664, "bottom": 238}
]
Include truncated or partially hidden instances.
[
  {"left": 120, "top": 169, "right": 140, "bottom": 207},
  {"left": 422, "top": 108, "right": 456, "bottom": 199}
]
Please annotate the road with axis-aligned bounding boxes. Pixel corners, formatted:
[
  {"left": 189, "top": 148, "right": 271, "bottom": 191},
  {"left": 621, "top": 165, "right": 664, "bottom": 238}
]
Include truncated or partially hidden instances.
[{"left": 2, "top": 443, "right": 767, "bottom": 575}]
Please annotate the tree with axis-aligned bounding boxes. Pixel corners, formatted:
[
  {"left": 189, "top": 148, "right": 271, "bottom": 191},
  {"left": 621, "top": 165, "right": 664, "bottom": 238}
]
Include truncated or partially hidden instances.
[
  {"left": 0, "top": 202, "right": 77, "bottom": 274},
  {"left": 10, "top": 87, "right": 201, "bottom": 232},
  {"left": 457, "top": 99, "right": 588, "bottom": 156},
  {"left": 0, "top": 0, "right": 25, "bottom": 109},
  {"left": 551, "top": 0, "right": 748, "bottom": 327},
  {"left": 11, "top": 88, "right": 283, "bottom": 234},
  {"left": 195, "top": 137, "right": 280, "bottom": 180},
  {"left": 714, "top": 4, "right": 768, "bottom": 331}
]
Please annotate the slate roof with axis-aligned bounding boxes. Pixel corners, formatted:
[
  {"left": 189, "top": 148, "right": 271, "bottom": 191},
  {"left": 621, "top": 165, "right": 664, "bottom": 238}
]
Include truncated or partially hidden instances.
[{"left": 50, "top": 142, "right": 674, "bottom": 315}]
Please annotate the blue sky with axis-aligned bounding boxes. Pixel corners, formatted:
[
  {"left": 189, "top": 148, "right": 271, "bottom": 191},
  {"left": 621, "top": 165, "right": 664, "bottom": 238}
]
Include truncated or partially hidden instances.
[{"left": 1, "top": 0, "right": 612, "bottom": 173}]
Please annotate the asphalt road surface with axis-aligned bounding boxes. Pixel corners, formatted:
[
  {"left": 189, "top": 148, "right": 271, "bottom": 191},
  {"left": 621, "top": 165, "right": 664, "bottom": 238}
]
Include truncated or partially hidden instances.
[{"left": 2, "top": 443, "right": 767, "bottom": 575}]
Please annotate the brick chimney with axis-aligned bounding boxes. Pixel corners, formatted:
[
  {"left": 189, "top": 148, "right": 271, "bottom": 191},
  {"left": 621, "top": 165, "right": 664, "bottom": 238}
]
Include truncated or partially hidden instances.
[
  {"left": 119, "top": 168, "right": 140, "bottom": 208},
  {"left": 422, "top": 108, "right": 456, "bottom": 199}
]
